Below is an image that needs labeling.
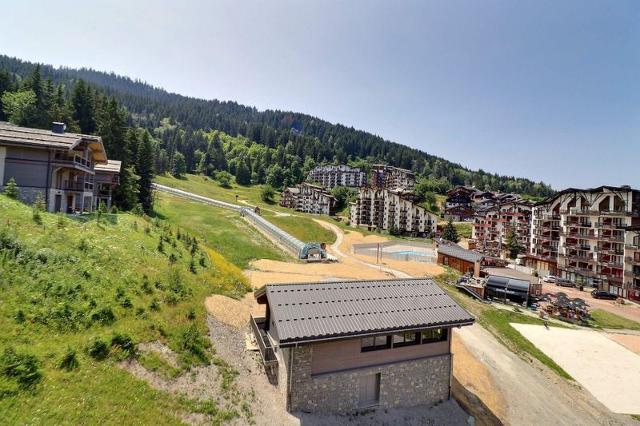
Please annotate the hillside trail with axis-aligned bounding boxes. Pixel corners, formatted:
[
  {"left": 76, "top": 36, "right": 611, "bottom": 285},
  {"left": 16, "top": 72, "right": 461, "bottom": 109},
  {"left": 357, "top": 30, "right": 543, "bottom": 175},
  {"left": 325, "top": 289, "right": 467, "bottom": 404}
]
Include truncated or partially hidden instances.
[{"left": 313, "top": 219, "right": 630, "bottom": 426}]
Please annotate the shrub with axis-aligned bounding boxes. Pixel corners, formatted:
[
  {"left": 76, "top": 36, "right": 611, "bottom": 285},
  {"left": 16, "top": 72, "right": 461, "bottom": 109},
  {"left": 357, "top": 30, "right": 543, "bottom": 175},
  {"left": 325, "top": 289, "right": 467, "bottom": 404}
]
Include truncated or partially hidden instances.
[
  {"left": 32, "top": 207, "right": 41, "bottom": 225},
  {"left": 86, "top": 337, "right": 109, "bottom": 360},
  {"left": 189, "top": 258, "right": 196, "bottom": 274},
  {"left": 149, "top": 298, "right": 160, "bottom": 311},
  {"left": 180, "top": 324, "right": 211, "bottom": 365},
  {"left": 260, "top": 185, "right": 275, "bottom": 203},
  {"left": 91, "top": 307, "right": 116, "bottom": 325},
  {"left": 78, "top": 238, "right": 89, "bottom": 252},
  {"left": 110, "top": 333, "right": 137, "bottom": 359},
  {"left": 4, "top": 177, "right": 19, "bottom": 199},
  {"left": 132, "top": 203, "right": 144, "bottom": 216},
  {"left": 58, "top": 348, "right": 79, "bottom": 371},
  {"left": 186, "top": 308, "right": 196, "bottom": 321},
  {"left": 14, "top": 310, "right": 25, "bottom": 323},
  {"left": 56, "top": 213, "right": 66, "bottom": 228},
  {"left": 0, "top": 347, "right": 42, "bottom": 389}
]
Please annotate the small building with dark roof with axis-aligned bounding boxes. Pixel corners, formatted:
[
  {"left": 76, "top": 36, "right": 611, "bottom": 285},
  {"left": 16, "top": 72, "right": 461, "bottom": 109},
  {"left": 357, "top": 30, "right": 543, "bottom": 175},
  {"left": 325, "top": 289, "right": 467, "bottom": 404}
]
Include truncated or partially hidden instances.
[
  {"left": 437, "top": 243, "right": 483, "bottom": 277},
  {"left": 251, "top": 278, "right": 474, "bottom": 413}
]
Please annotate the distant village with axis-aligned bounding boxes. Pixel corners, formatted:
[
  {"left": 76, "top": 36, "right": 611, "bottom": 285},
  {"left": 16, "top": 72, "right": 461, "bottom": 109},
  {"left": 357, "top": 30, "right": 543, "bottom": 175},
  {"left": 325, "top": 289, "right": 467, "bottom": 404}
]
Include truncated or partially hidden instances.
[{"left": 279, "top": 163, "right": 640, "bottom": 302}]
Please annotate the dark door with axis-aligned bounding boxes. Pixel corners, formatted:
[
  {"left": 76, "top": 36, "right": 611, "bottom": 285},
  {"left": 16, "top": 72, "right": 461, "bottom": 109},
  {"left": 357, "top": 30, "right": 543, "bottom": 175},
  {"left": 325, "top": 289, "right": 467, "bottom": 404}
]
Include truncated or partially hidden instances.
[
  {"left": 358, "top": 373, "right": 380, "bottom": 407},
  {"left": 66, "top": 195, "right": 73, "bottom": 213},
  {"left": 54, "top": 194, "right": 62, "bottom": 212}
]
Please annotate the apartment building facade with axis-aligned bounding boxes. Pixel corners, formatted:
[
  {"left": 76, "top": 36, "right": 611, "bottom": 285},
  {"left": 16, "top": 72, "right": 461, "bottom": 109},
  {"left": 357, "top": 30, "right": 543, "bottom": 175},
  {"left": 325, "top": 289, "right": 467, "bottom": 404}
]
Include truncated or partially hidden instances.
[
  {"left": 370, "top": 164, "right": 415, "bottom": 191},
  {"left": 280, "top": 182, "right": 336, "bottom": 215},
  {"left": 349, "top": 188, "right": 437, "bottom": 237},
  {"left": 306, "top": 164, "right": 365, "bottom": 189},
  {"left": 624, "top": 226, "right": 640, "bottom": 301},
  {"left": 0, "top": 122, "right": 120, "bottom": 213},
  {"left": 527, "top": 186, "right": 640, "bottom": 299},
  {"left": 472, "top": 201, "right": 532, "bottom": 258}
]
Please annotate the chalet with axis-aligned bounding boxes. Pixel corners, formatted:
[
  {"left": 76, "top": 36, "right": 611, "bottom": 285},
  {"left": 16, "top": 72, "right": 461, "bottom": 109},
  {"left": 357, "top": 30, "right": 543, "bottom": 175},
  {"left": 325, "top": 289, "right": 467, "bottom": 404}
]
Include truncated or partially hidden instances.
[
  {"left": 280, "top": 182, "right": 336, "bottom": 215},
  {"left": 0, "top": 122, "right": 119, "bottom": 213},
  {"left": 251, "top": 278, "right": 474, "bottom": 413},
  {"left": 437, "top": 243, "right": 483, "bottom": 277},
  {"left": 370, "top": 164, "right": 415, "bottom": 191}
]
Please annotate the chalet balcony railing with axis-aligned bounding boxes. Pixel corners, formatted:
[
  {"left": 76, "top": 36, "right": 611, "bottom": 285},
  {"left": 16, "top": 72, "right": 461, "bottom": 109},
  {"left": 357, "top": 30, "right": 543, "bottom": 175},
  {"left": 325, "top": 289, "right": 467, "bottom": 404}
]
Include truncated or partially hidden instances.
[
  {"left": 53, "top": 154, "right": 95, "bottom": 171},
  {"left": 596, "top": 221, "right": 628, "bottom": 229},
  {"left": 561, "top": 266, "right": 596, "bottom": 277},
  {"left": 595, "top": 247, "right": 624, "bottom": 255},
  {"left": 564, "top": 243, "right": 591, "bottom": 251},
  {"left": 598, "top": 234, "right": 625, "bottom": 242},
  {"left": 250, "top": 315, "right": 278, "bottom": 367}
]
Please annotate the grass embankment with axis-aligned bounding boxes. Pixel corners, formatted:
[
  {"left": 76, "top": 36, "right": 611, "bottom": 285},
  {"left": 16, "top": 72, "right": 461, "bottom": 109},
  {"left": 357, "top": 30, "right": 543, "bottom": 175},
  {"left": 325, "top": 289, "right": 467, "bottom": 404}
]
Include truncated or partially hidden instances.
[
  {"left": 590, "top": 309, "right": 640, "bottom": 331},
  {"left": 154, "top": 192, "right": 285, "bottom": 268},
  {"left": 156, "top": 173, "right": 336, "bottom": 244},
  {"left": 436, "top": 271, "right": 573, "bottom": 380},
  {"left": 0, "top": 194, "right": 251, "bottom": 423},
  {"left": 454, "top": 223, "right": 472, "bottom": 239}
]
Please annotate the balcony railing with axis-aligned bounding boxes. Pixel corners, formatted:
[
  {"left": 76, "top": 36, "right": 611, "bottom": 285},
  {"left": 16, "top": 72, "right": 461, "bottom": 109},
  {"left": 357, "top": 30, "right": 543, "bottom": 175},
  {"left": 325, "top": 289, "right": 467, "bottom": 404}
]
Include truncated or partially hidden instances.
[
  {"left": 250, "top": 315, "right": 278, "bottom": 368},
  {"left": 598, "top": 234, "right": 625, "bottom": 242},
  {"left": 596, "top": 221, "right": 628, "bottom": 229}
]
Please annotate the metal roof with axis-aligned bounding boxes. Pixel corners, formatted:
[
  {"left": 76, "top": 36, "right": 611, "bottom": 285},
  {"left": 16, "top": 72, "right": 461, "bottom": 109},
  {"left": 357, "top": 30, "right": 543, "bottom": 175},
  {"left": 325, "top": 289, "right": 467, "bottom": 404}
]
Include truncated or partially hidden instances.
[
  {"left": 437, "top": 243, "right": 483, "bottom": 263},
  {"left": 94, "top": 159, "right": 122, "bottom": 173},
  {"left": 256, "top": 278, "right": 474, "bottom": 345},
  {"left": 485, "top": 275, "right": 530, "bottom": 293}
]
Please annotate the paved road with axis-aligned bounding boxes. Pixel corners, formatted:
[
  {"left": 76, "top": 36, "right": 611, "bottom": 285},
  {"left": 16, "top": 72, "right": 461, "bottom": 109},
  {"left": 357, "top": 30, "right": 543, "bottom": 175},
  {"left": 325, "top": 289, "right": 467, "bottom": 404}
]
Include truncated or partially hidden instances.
[{"left": 318, "top": 221, "right": 632, "bottom": 426}]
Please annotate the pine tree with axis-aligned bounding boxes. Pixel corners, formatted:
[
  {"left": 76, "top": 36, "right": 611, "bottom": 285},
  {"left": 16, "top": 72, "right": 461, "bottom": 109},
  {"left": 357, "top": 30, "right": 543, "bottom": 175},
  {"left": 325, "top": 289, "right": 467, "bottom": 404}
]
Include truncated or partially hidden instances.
[
  {"left": 505, "top": 228, "right": 523, "bottom": 259},
  {"left": 136, "top": 131, "right": 155, "bottom": 213},
  {"left": 72, "top": 80, "right": 96, "bottom": 134},
  {"left": 442, "top": 218, "right": 459, "bottom": 243},
  {"left": 4, "top": 177, "right": 19, "bottom": 199},
  {"left": 234, "top": 158, "right": 251, "bottom": 185},
  {"left": 97, "top": 97, "right": 127, "bottom": 160},
  {"left": 171, "top": 152, "right": 187, "bottom": 177}
]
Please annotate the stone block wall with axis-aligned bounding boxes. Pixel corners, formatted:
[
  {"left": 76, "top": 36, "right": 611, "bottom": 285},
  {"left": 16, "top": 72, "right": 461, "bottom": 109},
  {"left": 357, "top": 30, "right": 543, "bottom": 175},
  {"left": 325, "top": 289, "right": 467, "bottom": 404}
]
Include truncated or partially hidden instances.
[
  {"left": 287, "top": 345, "right": 451, "bottom": 413},
  {"left": 0, "top": 185, "right": 46, "bottom": 206}
]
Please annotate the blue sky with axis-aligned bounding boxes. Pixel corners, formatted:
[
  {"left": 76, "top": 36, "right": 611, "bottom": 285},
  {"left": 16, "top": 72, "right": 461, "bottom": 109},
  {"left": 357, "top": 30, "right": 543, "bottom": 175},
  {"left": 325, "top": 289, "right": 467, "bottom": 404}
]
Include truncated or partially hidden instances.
[{"left": 1, "top": 0, "right": 638, "bottom": 189}]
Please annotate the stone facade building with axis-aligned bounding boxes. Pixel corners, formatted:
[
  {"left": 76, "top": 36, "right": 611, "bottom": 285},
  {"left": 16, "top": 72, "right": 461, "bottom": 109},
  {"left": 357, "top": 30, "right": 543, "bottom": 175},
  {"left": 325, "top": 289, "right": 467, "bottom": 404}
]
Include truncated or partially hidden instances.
[
  {"left": 280, "top": 182, "right": 336, "bottom": 215},
  {"left": 250, "top": 278, "right": 474, "bottom": 413},
  {"left": 349, "top": 187, "right": 438, "bottom": 237},
  {"left": 0, "top": 122, "right": 120, "bottom": 212},
  {"left": 307, "top": 164, "right": 365, "bottom": 189}
]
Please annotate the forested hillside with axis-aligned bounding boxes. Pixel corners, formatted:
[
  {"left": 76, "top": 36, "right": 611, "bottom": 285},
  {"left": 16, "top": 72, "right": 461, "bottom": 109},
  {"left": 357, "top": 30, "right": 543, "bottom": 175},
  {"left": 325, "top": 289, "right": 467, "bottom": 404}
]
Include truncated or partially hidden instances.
[{"left": 0, "top": 54, "right": 554, "bottom": 198}]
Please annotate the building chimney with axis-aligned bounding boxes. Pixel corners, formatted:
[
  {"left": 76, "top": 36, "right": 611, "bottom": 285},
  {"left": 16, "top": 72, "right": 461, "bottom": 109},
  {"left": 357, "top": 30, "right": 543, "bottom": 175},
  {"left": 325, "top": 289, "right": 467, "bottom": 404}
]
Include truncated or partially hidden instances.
[{"left": 52, "top": 122, "right": 66, "bottom": 134}]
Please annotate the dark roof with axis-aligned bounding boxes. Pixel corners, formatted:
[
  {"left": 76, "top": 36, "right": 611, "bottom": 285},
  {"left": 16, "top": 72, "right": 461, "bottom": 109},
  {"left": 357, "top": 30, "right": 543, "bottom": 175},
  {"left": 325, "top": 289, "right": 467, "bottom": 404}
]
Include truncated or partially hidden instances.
[
  {"left": 485, "top": 275, "right": 531, "bottom": 293},
  {"left": 535, "top": 185, "right": 639, "bottom": 206},
  {"left": 437, "top": 244, "right": 483, "bottom": 263},
  {"left": 255, "top": 278, "right": 474, "bottom": 345}
]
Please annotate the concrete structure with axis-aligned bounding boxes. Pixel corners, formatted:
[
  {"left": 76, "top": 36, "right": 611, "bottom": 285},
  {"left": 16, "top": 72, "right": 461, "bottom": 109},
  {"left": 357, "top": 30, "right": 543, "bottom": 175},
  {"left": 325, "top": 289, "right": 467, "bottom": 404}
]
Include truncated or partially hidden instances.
[
  {"left": 370, "top": 164, "right": 415, "bottom": 191},
  {"left": 472, "top": 201, "right": 532, "bottom": 258},
  {"left": 251, "top": 278, "right": 474, "bottom": 413},
  {"left": 624, "top": 226, "right": 640, "bottom": 301},
  {"left": 0, "top": 122, "right": 120, "bottom": 212},
  {"left": 526, "top": 186, "right": 640, "bottom": 299},
  {"left": 349, "top": 187, "right": 438, "bottom": 237},
  {"left": 306, "top": 164, "right": 365, "bottom": 189},
  {"left": 280, "top": 182, "right": 336, "bottom": 215}
]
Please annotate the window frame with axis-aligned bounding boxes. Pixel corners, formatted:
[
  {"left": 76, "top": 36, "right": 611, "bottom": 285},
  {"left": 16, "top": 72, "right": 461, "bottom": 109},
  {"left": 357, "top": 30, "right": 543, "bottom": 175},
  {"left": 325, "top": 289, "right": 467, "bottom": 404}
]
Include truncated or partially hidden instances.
[
  {"left": 420, "top": 328, "right": 448, "bottom": 344},
  {"left": 361, "top": 335, "right": 392, "bottom": 352},
  {"left": 392, "top": 332, "right": 419, "bottom": 348}
]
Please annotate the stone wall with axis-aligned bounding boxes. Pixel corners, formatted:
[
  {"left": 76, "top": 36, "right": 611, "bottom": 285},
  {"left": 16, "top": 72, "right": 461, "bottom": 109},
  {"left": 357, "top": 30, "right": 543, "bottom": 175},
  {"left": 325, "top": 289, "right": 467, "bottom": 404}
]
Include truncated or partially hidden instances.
[
  {"left": 0, "top": 185, "right": 46, "bottom": 206},
  {"left": 288, "top": 345, "right": 451, "bottom": 413}
]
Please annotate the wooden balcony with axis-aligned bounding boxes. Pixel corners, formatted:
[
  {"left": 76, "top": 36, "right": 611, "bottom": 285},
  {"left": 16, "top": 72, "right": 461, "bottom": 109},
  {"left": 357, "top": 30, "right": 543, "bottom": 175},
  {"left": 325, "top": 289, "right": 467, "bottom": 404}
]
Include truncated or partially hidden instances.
[{"left": 250, "top": 315, "right": 278, "bottom": 375}]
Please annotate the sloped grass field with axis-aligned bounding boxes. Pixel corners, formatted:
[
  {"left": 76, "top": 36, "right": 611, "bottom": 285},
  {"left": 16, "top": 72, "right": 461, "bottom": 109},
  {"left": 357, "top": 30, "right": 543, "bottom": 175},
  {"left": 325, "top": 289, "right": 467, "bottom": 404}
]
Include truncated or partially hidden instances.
[
  {"left": 155, "top": 192, "right": 286, "bottom": 268},
  {"left": 0, "top": 195, "right": 250, "bottom": 424},
  {"left": 156, "top": 174, "right": 336, "bottom": 244}
]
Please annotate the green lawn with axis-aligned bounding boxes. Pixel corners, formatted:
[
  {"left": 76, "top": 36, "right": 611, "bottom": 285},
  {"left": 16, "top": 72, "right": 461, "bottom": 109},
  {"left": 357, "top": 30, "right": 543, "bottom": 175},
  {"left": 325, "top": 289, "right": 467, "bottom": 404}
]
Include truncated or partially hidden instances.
[
  {"left": 155, "top": 174, "right": 337, "bottom": 244},
  {"left": 590, "top": 309, "right": 640, "bottom": 331},
  {"left": 0, "top": 194, "right": 250, "bottom": 423},
  {"left": 154, "top": 192, "right": 285, "bottom": 268},
  {"left": 454, "top": 222, "right": 472, "bottom": 239}
]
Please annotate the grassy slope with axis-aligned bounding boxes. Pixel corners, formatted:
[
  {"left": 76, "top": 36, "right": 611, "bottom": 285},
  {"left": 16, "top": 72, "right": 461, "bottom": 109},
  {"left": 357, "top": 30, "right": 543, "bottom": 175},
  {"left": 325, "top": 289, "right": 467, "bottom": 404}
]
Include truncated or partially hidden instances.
[
  {"left": 436, "top": 271, "right": 572, "bottom": 380},
  {"left": 154, "top": 192, "right": 285, "bottom": 268},
  {"left": 0, "top": 195, "right": 249, "bottom": 423},
  {"left": 590, "top": 309, "right": 640, "bottom": 331},
  {"left": 155, "top": 174, "right": 336, "bottom": 244}
]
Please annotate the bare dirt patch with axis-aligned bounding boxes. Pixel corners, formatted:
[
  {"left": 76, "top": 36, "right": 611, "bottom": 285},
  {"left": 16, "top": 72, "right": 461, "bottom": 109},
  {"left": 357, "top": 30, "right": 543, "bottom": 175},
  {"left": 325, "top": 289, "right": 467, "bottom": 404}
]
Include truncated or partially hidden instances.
[{"left": 609, "top": 333, "right": 640, "bottom": 356}]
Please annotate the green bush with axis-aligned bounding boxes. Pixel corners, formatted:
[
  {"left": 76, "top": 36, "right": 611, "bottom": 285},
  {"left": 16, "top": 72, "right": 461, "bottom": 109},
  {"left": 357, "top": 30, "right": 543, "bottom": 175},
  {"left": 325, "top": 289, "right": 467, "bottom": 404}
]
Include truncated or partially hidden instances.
[
  {"left": 110, "top": 333, "right": 137, "bottom": 359},
  {"left": 179, "top": 324, "right": 211, "bottom": 365},
  {"left": 4, "top": 177, "right": 19, "bottom": 199},
  {"left": 0, "top": 347, "right": 42, "bottom": 389},
  {"left": 58, "top": 348, "right": 79, "bottom": 371},
  {"left": 86, "top": 338, "right": 109, "bottom": 360},
  {"left": 91, "top": 307, "right": 116, "bottom": 325}
]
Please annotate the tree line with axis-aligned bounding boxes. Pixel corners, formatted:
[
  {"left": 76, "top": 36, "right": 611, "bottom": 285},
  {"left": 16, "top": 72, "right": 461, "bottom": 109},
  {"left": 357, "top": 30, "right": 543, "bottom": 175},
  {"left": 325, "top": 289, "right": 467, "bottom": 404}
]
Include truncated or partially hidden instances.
[{"left": 0, "top": 55, "right": 555, "bottom": 199}]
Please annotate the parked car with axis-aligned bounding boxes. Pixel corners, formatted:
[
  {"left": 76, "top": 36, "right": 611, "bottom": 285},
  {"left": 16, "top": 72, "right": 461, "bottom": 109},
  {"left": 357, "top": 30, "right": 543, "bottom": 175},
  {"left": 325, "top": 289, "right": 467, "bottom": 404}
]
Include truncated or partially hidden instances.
[
  {"left": 543, "top": 275, "right": 558, "bottom": 283},
  {"left": 591, "top": 290, "right": 618, "bottom": 300},
  {"left": 555, "top": 279, "right": 575, "bottom": 288}
]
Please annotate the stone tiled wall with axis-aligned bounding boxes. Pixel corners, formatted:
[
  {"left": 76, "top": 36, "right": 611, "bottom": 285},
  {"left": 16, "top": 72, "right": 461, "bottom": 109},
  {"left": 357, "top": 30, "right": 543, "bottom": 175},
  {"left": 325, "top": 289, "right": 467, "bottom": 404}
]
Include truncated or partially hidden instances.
[
  {"left": 287, "top": 345, "right": 451, "bottom": 413},
  {"left": 0, "top": 186, "right": 46, "bottom": 206}
]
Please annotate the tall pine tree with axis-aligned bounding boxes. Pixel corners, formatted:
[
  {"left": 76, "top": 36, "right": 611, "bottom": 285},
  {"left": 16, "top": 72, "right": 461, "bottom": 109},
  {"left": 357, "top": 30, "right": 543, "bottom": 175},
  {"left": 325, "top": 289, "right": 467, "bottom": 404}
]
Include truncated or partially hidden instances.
[{"left": 136, "top": 130, "right": 155, "bottom": 213}]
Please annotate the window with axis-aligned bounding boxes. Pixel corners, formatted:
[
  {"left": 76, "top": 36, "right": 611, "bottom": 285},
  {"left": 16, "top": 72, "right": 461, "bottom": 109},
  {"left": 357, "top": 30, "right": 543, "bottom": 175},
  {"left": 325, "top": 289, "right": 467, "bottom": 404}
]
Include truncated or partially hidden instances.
[
  {"left": 421, "top": 328, "right": 447, "bottom": 344},
  {"left": 392, "top": 332, "right": 419, "bottom": 348},
  {"left": 361, "top": 335, "right": 391, "bottom": 352}
]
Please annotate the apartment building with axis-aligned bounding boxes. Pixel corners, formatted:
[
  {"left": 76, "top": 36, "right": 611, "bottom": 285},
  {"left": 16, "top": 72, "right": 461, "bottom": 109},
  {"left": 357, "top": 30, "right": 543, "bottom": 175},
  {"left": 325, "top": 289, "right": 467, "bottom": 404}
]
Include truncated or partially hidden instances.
[
  {"left": 370, "top": 164, "right": 415, "bottom": 191},
  {"left": 280, "top": 182, "right": 336, "bottom": 215},
  {"left": 0, "top": 121, "right": 120, "bottom": 213},
  {"left": 306, "top": 164, "right": 365, "bottom": 189},
  {"left": 349, "top": 187, "right": 438, "bottom": 237},
  {"left": 472, "top": 201, "right": 532, "bottom": 258},
  {"left": 526, "top": 186, "right": 640, "bottom": 299},
  {"left": 624, "top": 226, "right": 640, "bottom": 301}
]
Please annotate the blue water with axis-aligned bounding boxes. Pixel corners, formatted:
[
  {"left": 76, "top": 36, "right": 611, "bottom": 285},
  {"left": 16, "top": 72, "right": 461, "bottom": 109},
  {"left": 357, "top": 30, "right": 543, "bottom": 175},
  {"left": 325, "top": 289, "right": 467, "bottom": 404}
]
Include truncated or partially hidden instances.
[{"left": 392, "top": 250, "right": 430, "bottom": 256}]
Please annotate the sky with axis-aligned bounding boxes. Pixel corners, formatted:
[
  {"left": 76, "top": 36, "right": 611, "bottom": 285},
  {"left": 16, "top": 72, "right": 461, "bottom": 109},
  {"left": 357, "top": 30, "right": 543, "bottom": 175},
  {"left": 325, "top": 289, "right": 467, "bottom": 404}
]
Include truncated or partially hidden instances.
[{"left": 1, "top": 0, "right": 638, "bottom": 189}]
